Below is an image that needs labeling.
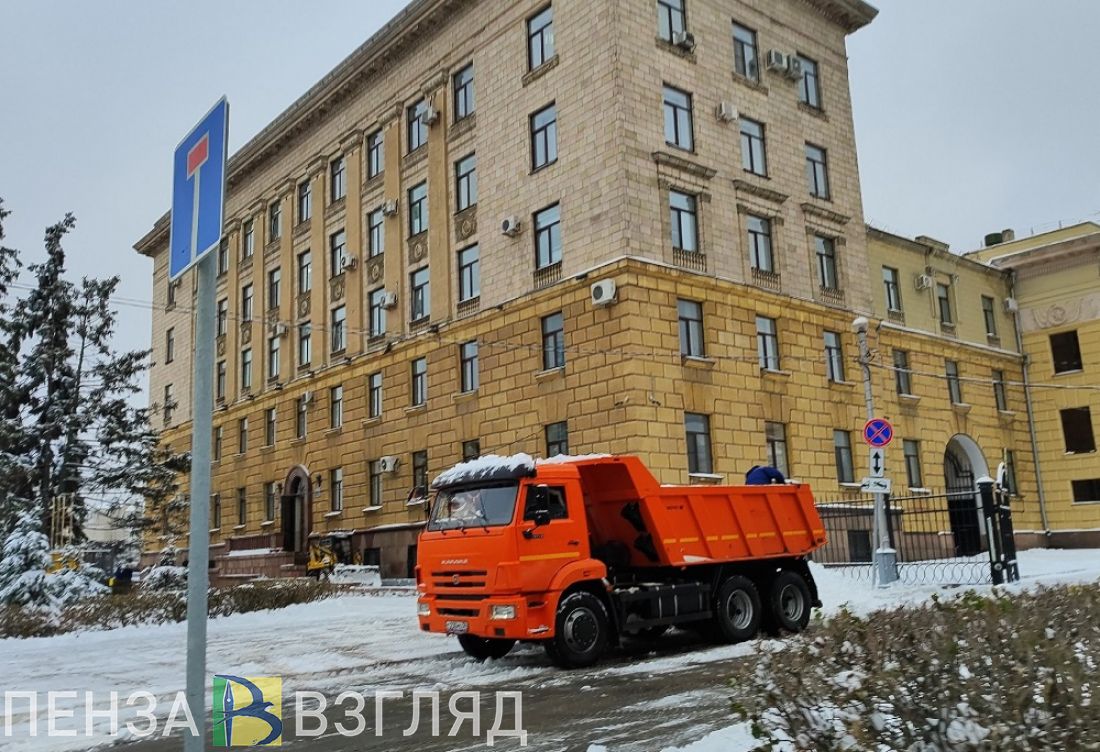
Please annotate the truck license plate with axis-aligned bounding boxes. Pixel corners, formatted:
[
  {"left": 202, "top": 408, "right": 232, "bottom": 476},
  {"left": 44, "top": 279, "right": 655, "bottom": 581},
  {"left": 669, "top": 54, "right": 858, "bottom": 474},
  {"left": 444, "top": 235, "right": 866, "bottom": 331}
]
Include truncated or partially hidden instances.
[{"left": 445, "top": 620, "right": 469, "bottom": 635}]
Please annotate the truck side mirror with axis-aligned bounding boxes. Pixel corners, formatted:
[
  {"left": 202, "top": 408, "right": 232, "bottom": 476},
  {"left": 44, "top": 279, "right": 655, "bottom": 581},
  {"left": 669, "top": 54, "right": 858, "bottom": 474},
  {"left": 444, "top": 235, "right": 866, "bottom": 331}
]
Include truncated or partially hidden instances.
[{"left": 532, "top": 509, "right": 552, "bottom": 527}]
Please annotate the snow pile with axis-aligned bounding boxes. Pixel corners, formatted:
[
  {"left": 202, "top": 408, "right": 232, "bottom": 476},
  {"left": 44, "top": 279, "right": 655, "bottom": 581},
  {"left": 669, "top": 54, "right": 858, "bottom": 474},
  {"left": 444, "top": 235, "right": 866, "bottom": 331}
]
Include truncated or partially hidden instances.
[
  {"left": 330, "top": 564, "right": 382, "bottom": 587},
  {"left": 536, "top": 453, "right": 611, "bottom": 465},
  {"left": 139, "top": 565, "right": 187, "bottom": 591},
  {"left": 431, "top": 453, "right": 535, "bottom": 488},
  {"left": 0, "top": 515, "right": 106, "bottom": 610}
]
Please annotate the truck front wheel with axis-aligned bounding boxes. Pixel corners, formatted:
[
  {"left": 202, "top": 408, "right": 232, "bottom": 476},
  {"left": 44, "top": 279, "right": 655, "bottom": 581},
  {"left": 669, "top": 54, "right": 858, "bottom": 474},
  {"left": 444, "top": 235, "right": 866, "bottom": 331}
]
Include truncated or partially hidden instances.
[
  {"left": 766, "top": 570, "right": 812, "bottom": 634},
  {"left": 545, "top": 591, "right": 609, "bottom": 669},
  {"left": 711, "top": 575, "right": 762, "bottom": 643},
  {"left": 457, "top": 635, "right": 516, "bottom": 661}
]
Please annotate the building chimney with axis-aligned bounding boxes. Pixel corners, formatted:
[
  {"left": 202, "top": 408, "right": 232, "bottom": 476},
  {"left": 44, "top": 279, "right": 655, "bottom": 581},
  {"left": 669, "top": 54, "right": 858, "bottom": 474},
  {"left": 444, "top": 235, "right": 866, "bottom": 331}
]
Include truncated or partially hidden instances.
[
  {"left": 984, "top": 232, "right": 1004, "bottom": 248},
  {"left": 1001, "top": 228, "right": 1015, "bottom": 242}
]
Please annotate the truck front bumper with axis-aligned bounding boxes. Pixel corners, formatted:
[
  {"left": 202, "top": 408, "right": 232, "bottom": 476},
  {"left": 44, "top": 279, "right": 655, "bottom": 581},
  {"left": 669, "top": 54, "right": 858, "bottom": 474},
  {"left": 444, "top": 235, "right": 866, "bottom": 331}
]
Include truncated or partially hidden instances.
[{"left": 417, "top": 594, "right": 554, "bottom": 641}]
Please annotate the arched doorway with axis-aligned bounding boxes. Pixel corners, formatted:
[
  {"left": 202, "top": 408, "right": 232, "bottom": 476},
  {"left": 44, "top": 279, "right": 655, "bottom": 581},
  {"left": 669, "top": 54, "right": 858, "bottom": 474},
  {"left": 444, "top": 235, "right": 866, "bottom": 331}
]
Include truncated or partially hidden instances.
[
  {"left": 281, "top": 465, "right": 312, "bottom": 560},
  {"left": 943, "top": 435, "right": 988, "bottom": 557}
]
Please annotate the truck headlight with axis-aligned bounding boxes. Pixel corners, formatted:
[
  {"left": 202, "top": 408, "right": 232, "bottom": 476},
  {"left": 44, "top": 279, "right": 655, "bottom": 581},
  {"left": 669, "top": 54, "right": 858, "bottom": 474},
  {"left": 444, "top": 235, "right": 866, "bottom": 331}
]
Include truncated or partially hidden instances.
[
  {"left": 490, "top": 605, "right": 516, "bottom": 621},
  {"left": 417, "top": 601, "right": 431, "bottom": 617}
]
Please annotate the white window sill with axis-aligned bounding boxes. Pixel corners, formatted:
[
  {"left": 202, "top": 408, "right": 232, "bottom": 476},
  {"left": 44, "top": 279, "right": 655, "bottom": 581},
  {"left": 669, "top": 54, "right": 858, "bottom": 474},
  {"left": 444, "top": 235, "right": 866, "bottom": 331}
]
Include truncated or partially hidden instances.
[
  {"left": 908, "top": 487, "right": 932, "bottom": 495},
  {"left": 260, "top": 520, "right": 274, "bottom": 528},
  {"left": 839, "top": 482, "right": 863, "bottom": 490},
  {"left": 362, "top": 506, "right": 383, "bottom": 513},
  {"left": 688, "top": 473, "right": 723, "bottom": 483},
  {"left": 406, "top": 498, "right": 428, "bottom": 507},
  {"left": 535, "top": 366, "right": 565, "bottom": 382},
  {"left": 324, "top": 511, "right": 342, "bottom": 519},
  {"left": 681, "top": 355, "right": 715, "bottom": 369},
  {"left": 232, "top": 524, "right": 246, "bottom": 531},
  {"left": 405, "top": 404, "right": 427, "bottom": 415}
]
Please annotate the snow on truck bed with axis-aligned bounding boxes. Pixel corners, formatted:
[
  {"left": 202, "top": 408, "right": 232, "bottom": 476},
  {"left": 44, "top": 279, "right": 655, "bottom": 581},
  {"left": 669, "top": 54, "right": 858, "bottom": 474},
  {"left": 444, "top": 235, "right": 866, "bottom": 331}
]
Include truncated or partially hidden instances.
[{"left": 430, "top": 452, "right": 611, "bottom": 488}]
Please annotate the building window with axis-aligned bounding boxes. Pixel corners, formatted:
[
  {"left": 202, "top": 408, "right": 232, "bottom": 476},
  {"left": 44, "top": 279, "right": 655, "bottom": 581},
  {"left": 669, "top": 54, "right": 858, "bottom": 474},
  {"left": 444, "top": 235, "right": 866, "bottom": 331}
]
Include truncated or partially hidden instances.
[
  {"left": 663, "top": 85, "right": 694, "bottom": 151},
  {"left": 453, "top": 441, "right": 477, "bottom": 464},
  {"left": 796, "top": 54, "right": 821, "bottom": 108},
  {"left": 268, "top": 335, "right": 280, "bottom": 380},
  {"left": 331, "top": 305, "right": 346, "bottom": 353},
  {"left": 678, "top": 299, "right": 705, "bottom": 358},
  {"left": 369, "top": 461, "right": 383, "bottom": 508},
  {"left": 411, "top": 357, "right": 427, "bottom": 406},
  {"left": 805, "top": 144, "right": 830, "bottom": 199},
  {"left": 367, "top": 130, "right": 384, "bottom": 178},
  {"left": 412, "top": 451, "right": 429, "bottom": 496},
  {"left": 298, "top": 322, "right": 311, "bottom": 367},
  {"left": 214, "top": 426, "right": 223, "bottom": 461},
  {"left": 946, "top": 360, "right": 963, "bottom": 404},
  {"left": 268, "top": 268, "right": 281, "bottom": 309},
  {"left": 297, "top": 250, "right": 312, "bottom": 294},
  {"left": 1061, "top": 407, "right": 1096, "bottom": 454},
  {"left": 883, "top": 267, "right": 902, "bottom": 312},
  {"left": 330, "top": 385, "right": 343, "bottom": 429},
  {"left": 903, "top": 440, "right": 923, "bottom": 488},
  {"left": 740, "top": 118, "right": 767, "bottom": 176},
  {"left": 368, "top": 372, "right": 383, "bottom": 419},
  {"left": 264, "top": 481, "right": 277, "bottom": 522},
  {"left": 534, "top": 204, "right": 562, "bottom": 269},
  {"left": 329, "top": 157, "right": 346, "bottom": 203},
  {"left": 369, "top": 288, "right": 387, "bottom": 337},
  {"left": 669, "top": 190, "right": 698, "bottom": 252},
  {"left": 824, "top": 331, "right": 845, "bottom": 383},
  {"left": 410, "top": 267, "right": 430, "bottom": 322},
  {"left": 685, "top": 413, "right": 712, "bottom": 474},
  {"left": 368, "top": 209, "right": 385, "bottom": 258},
  {"left": 458, "top": 244, "right": 480, "bottom": 302},
  {"left": 243, "top": 219, "right": 255, "bottom": 258},
  {"left": 240, "top": 348, "right": 252, "bottom": 390},
  {"left": 1051, "top": 331, "right": 1083, "bottom": 373},
  {"left": 295, "top": 395, "right": 308, "bottom": 439},
  {"left": 217, "top": 237, "right": 229, "bottom": 275},
  {"left": 455, "top": 153, "right": 478, "bottom": 212},
  {"left": 993, "top": 369, "right": 1008, "bottom": 411},
  {"left": 936, "top": 282, "right": 954, "bottom": 325},
  {"left": 765, "top": 422, "right": 789, "bottom": 477},
  {"left": 297, "top": 180, "right": 312, "bottom": 223},
  {"left": 756, "top": 315, "right": 779, "bottom": 371},
  {"left": 269, "top": 201, "right": 281, "bottom": 241},
  {"left": 265, "top": 407, "right": 276, "bottom": 446},
  {"left": 1003, "top": 450, "right": 1018, "bottom": 495},
  {"left": 546, "top": 421, "right": 568, "bottom": 457},
  {"left": 216, "top": 298, "right": 228, "bottom": 337},
  {"left": 542, "top": 312, "right": 565, "bottom": 370},
  {"left": 408, "top": 181, "right": 428, "bottom": 236},
  {"left": 657, "top": 0, "right": 685, "bottom": 42},
  {"left": 329, "top": 230, "right": 348, "bottom": 276},
  {"left": 834, "top": 430, "right": 854, "bottom": 483},
  {"left": 847, "top": 530, "right": 872, "bottom": 563},
  {"left": 746, "top": 215, "right": 773, "bottom": 272},
  {"left": 238, "top": 417, "right": 249, "bottom": 455},
  {"left": 1072, "top": 479, "right": 1100, "bottom": 503},
  {"left": 527, "top": 5, "right": 554, "bottom": 71},
  {"left": 237, "top": 488, "right": 247, "bottom": 526},
  {"left": 815, "top": 235, "right": 838, "bottom": 290},
  {"left": 982, "top": 295, "right": 998, "bottom": 337},
  {"left": 330, "top": 468, "right": 344, "bottom": 512},
  {"left": 407, "top": 99, "right": 429, "bottom": 152},
  {"left": 167, "top": 279, "right": 178, "bottom": 307},
  {"left": 530, "top": 104, "right": 558, "bottom": 171},
  {"left": 165, "top": 328, "right": 175, "bottom": 364},
  {"left": 453, "top": 63, "right": 475, "bottom": 120},
  {"left": 163, "top": 384, "right": 174, "bottom": 425},
  {"left": 460, "top": 341, "right": 479, "bottom": 393},
  {"left": 732, "top": 22, "right": 758, "bottom": 81},
  {"left": 216, "top": 361, "right": 226, "bottom": 401},
  {"left": 241, "top": 284, "right": 254, "bottom": 322},
  {"left": 894, "top": 350, "right": 912, "bottom": 395}
]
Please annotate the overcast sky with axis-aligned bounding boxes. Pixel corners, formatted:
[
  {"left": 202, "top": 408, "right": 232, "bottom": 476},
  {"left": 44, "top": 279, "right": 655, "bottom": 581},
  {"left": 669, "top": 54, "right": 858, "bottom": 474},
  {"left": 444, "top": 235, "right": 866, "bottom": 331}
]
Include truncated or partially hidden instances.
[{"left": 2, "top": 0, "right": 1099, "bottom": 378}]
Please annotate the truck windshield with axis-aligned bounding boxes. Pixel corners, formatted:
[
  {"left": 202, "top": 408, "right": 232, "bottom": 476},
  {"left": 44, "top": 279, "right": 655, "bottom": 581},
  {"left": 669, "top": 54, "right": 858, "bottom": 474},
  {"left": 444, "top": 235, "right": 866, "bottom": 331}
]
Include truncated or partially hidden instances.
[{"left": 428, "top": 483, "right": 519, "bottom": 531}]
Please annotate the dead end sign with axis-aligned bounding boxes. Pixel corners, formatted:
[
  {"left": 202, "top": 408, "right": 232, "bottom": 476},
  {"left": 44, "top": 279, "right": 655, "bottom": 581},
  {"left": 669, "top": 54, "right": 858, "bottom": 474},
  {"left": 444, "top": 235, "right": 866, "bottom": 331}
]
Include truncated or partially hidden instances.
[{"left": 863, "top": 418, "right": 894, "bottom": 447}]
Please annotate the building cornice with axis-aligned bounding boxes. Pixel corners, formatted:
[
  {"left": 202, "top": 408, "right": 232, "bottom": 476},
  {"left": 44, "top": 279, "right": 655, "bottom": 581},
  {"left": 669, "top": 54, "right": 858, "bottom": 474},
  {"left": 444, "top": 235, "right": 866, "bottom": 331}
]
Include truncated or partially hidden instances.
[
  {"left": 801, "top": 0, "right": 879, "bottom": 33},
  {"left": 983, "top": 233, "right": 1100, "bottom": 272}
]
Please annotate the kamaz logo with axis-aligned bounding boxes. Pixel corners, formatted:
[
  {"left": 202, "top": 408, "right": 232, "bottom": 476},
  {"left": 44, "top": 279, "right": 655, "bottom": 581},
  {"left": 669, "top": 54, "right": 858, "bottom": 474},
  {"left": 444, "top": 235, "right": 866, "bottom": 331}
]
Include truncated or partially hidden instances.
[{"left": 441, "top": 559, "right": 469, "bottom": 565}]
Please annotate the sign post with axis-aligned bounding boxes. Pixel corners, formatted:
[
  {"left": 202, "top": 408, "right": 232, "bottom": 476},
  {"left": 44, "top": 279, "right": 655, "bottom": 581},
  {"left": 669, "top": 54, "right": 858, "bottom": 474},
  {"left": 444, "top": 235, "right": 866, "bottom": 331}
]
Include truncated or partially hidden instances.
[{"left": 170, "top": 97, "right": 229, "bottom": 752}]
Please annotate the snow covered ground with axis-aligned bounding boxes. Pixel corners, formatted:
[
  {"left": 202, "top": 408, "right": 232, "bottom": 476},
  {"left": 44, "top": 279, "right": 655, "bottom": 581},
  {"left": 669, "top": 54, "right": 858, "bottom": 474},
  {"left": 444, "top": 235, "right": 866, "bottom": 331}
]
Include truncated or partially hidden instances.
[{"left": 3, "top": 548, "right": 1100, "bottom": 752}]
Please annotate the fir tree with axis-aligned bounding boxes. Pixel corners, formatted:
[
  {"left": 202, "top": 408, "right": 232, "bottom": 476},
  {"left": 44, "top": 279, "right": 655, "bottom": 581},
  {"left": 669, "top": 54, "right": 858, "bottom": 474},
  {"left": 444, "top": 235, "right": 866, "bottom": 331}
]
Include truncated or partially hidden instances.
[
  {"left": 0, "top": 199, "right": 30, "bottom": 538},
  {"left": 0, "top": 513, "right": 53, "bottom": 607}
]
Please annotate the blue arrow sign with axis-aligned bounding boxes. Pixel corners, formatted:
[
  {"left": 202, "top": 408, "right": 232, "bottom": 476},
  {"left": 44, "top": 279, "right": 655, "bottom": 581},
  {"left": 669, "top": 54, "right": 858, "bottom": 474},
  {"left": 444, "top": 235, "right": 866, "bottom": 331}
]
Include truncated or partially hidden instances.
[
  {"left": 169, "top": 97, "right": 229, "bottom": 280},
  {"left": 863, "top": 418, "right": 894, "bottom": 448}
]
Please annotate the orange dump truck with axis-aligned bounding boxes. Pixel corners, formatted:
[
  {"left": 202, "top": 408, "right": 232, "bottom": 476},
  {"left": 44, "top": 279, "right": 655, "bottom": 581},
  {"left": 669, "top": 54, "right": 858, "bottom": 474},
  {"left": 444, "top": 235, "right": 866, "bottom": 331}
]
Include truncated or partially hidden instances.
[{"left": 416, "top": 454, "right": 826, "bottom": 668}]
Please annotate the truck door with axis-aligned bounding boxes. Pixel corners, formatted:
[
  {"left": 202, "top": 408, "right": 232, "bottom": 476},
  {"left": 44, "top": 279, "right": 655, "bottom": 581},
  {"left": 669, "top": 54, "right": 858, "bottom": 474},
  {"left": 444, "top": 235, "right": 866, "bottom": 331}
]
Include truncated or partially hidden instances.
[{"left": 516, "top": 481, "right": 588, "bottom": 591}]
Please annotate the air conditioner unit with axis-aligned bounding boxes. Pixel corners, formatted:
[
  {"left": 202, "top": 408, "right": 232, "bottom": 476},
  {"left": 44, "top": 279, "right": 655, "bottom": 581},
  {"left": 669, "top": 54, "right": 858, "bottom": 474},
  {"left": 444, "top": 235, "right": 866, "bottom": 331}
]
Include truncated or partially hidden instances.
[
  {"left": 715, "top": 101, "right": 738, "bottom": 123},
  {"left": 672, "top": 30, "right": 696, "bottom": 51},
  {"left": 765, "top": 50, "right": 788, "bottom": 73},
  {"left": 269, "top": 322, "right": 289, "bottom": 338},
  {"left": 382, "top": 200, "right": 399, "bottom": 216},
  {"left": 380, "top": 291, "right": 398, "bottom": 309},
  {"left": 914, "top": 274, "right": 934, "bottom": 291},
  {"left": 590, "top": 279, "right": 618, "bottom": 307},
  {"left": 379, "top": 456, "right": 400, "bottom": 474},
  {"left": 423, "top": 105, "right": 441, "bottom": 126},
  {"left": 1003, "top": 297, "right": 1019, "bottom": 314},
  {"left": 785, "top": 55, "right": 805, "bottom": 80},
  {"left": 501, "top": 216, "right": 521, "bottom": 237},
  {"left": 341, "top": 254, "right": 358, "bottom": 272}
]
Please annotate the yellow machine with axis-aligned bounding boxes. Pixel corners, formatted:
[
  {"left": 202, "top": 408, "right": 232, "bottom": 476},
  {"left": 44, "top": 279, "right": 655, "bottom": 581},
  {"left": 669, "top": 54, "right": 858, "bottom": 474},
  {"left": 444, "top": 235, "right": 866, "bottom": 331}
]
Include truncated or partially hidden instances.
[{"left": 306, "top": 533, "right": 358, "bottom": 578}]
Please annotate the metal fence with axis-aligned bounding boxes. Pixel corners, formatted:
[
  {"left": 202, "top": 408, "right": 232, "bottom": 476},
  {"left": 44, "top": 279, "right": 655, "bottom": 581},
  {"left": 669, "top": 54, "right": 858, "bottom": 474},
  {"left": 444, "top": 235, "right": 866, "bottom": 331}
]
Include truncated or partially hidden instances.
[{"left": 813, "top": 489, "right": 995, "bottom": 586}]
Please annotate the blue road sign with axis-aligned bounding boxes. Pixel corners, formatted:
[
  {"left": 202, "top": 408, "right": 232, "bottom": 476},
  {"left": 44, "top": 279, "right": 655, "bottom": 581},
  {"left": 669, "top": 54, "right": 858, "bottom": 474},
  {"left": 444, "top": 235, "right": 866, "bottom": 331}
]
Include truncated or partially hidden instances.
[
  {"left": 863, "top": 418, "right": 894, "bottom": 447},
  {"left": 169, "top": 97, "right": 229, "bottom": 280}
]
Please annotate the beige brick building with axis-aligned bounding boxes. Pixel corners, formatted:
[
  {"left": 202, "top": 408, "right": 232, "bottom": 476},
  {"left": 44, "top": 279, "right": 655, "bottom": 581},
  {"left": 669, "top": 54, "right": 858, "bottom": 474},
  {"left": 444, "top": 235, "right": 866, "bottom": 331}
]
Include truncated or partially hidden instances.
[{"left": 134, "top": 0, "right": 1047, "bottom": 579}]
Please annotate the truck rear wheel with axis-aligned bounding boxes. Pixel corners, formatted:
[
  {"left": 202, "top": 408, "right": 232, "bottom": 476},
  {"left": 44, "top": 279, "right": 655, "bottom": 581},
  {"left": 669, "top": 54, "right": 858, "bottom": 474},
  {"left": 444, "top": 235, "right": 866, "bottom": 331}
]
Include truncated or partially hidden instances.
[
  {"left": 766, "top": 570, "right": 812, "bottom": 634},
  {"left": 711, "top": 575, "right": 762, "bottom": 643},
  {"left": 457, "top": 635, "right": 516, "bottom": 661},
  {"left": 545, "top": 591, "right": 609, "bottom": 669}
]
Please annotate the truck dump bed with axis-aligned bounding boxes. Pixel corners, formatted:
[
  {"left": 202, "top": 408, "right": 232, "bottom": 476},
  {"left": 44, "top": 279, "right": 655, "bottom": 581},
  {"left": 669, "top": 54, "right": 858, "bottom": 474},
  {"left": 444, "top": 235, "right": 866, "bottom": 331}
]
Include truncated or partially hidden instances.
[{"left": 573, "top": 456, "right": 826, "bottom": 568}]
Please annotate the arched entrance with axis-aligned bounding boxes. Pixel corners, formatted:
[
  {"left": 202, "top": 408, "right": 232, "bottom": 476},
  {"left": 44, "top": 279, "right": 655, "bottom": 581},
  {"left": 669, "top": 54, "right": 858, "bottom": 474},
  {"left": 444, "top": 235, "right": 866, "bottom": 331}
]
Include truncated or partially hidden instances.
[
  {"left": 943, "top": 435, "right": 989, "bottom": 557},
  {"left": 281, "top": 465, "right": 313, "bottom": 560}
]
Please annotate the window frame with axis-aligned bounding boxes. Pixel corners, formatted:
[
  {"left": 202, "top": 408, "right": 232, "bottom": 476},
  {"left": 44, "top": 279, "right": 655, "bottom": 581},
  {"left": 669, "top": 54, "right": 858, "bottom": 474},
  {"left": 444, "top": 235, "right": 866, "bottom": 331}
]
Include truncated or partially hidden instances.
[
  {"left": 297, "top": 180, "right": 312, "bottom": 223},
  {"left": 407, "top": 99, "right": 429, "bottom": 153},
  {"left": 833, "top": 429, "right": 854, "bottom": 483},
  {"left": 1061, "top": 407, "right": 1096, "bottom": 454},
  {"left": 669, "top": 189, "right": 699, "bottom": 252},
  {"left": 534, "top": 203, "right": 562, "bottom": 269},
  {"left": 268, "top": 268, "right": 281, "bottom": 309},
  {"left": 1051, "top": 331, "right": 1083, "bottom": 374},
  {"left": 732, "top": 21, "right": 759, "bottom": 81},
  {"left": 740, "top": 117, "right": 767, "bottom": 176},
  {"left": 795, "top": 53, "right": 821, "bottom": 108},
  {"left": 331, "top": 305, "right": 347, "bottom": 353},
  {"left": 366, "top": 130, "right": 384, "bottom": 178},
  {"left": 530, "top": 103, "right": 558, "bottom": 171},
  {"left": 368, "top": 372, "right": 383, "bottom": 419},
  {"left": 903, "top": 439, "right": 923, "bottom": 488},
  {"left": 657, "top": 0, "right": 686, "bottom": 43},
  {"left": 453, "top": 63, "right": 475, "bottom": 121},
  {"left": 662, "top": 84, "right": 694, "bottom": 151},
  {"left": 824, "top": 330, "right": 845, "bottom": 383},
  {"left": 460, "top": 340, "right": 479, "bottom": 393},
  {"left": 993, "top": 369, "right": 1008, "bottom": 411},
  {"left": 458, "top": 244, "right": 480, "bottom": 302},
  {"left": 297, "top": 250, "right": 312, "bottom": 294},
  {"left": 330, "top": 467, "right": 344, "bottom": 512},
  {"left": 298, "top": 322, "right": 312, "bottom": 367},
  {"left": 981, "top": 295, "right": 998, "bottom": 337},
  {"left": 369, "top": 287, "right": 388, "bottom": 337},
  {"left": 545, "top": 421, "right": 568, "bottom": 457},
  {"left": 411, "top": 357, "right": 428, "bottom": 407},
  {"left": 410, "top": 266, "right": 430, "bottom": 323},
  {"left": 240, "top": 348, "right": 253, "bottom": 391},
  {"left": 268, "top": 201, "right": 281, "bottom": 241},
  {"left": 368, "top": 208, "right": 385, "bottom": 258},
  {"left": 946, "top": 359, "right": 963, "bottom": 404},
  {"left": 685, "top": 412, "right": 713, "bottom": 475},
  {"left": 330, "top": 385, "right": 344, "bottom": 429},
  {"left": 295, "top": 395, "right": 308, "bottom": 439},
  {"left": 883, "top": 266, "right": 902, "bottom": 312},
  {"left": 527, "top": 5, "right": 555, "bottom": 71},
  {"left": 936, "top": 282, "right": 954, "bottom": 325},
  {"left": 329, "top": 156, "right": 346, "bottom": 202},
  {"left": 267, "top": 334, "right": 281, "bottom": 380},
  {"left": 746, "top": 214, "right": 773, "bottom": 272},
  {"left": 756, "top": 315, "right": 780, "bottom": 371},
  {"left": 805, "top": 143, "right": 830, "bottom": 199},
  {"left": 765, "top": 421, "right": 790, "bottom": 477},
  {"left": 408, "top": 181, "right": 428, "bottom": 237},
  {"left": 541, "top": 312, "right": 565, "bottom": 371},
  {"left": 329, "top": 229, "right": 348, "bottom": 276},
  {"left": 265, "top": 407, "right": 277, "bottom": 446},
  {"left": 678, "top": 299, "right": 705, "bottom": 358},
  {"left": 894, "top": 349, "right": 912, "bottom": 395},
  {"left": 455, "top": 153, "right": 478, "bottom": 212},
  {"left": 815, "top": 235, "right": 839, "bottom": 290}
]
